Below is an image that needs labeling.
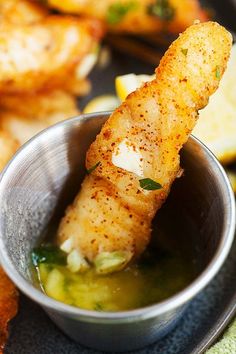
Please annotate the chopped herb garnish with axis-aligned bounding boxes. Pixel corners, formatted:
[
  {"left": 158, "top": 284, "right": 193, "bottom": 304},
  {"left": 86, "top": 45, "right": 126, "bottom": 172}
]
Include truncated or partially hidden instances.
[
  {"left": 94, "top": 302, "right": 104, "bottom": 311},
  {"left": 86, "top": 161, "right": 101, "bottom": 175},
  {"left": 107, "top": 1, "right": 138, "bottom": 25},
  {"left": 148, "top": 0, "right": 175, "bottom": 21},
  {"left": 215, "top": 65, "right": 221, "bottom": 79},
  {"left": 31, "top": 245, "right": 67, "bottom": 267},
  {"left": 139, "top": 178, "right": 162, "bottom": 191},
  {"left": 181, "top": 48, "right": 188, "bottom": 56}
]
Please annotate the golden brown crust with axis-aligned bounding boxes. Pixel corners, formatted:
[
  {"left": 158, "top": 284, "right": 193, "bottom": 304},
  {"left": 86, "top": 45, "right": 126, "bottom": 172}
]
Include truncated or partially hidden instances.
[
  {"left": 0, "top": 130, "right": 19, "bottom": 171},
  {"left": 0, "top": 267, "right": 18, "bottom": 353},
  {"left": 58, "top": 22, "right": 232, "bottom": 264},
  {"left": 0, "top": 15, "right": 103, "bottom": 94},
  {"left": 0, "top": 89, "right": 80, "bottom": 145},
  {"left": 0, "top": 0, "right": 49, "bottom": 25},
  {"left": 47, "top": 0, "right": 208, "bottom": 34}
]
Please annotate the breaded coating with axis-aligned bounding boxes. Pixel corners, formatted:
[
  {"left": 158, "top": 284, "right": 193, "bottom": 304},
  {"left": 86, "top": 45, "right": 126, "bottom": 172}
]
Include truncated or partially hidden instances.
[
  {"left": 0, "top": 0, "right": 48, "bottom": 25},
  {"left": 0, "top": 16, "right": 103, "bottom": 94},
  {"left": 62, "top": 77, "right": 92, "bottom": 97},
  {"left": 0, "top": 130, "right": 19, "bottom": 171},
  {"left": 58, "top": 22, "right": 231, "bottom": 272},
  {"left": 0, "top": 267, "right": 18, "bottom": 354},
  {"left": 0, "top": 90, "right": 79, "bottom": 145},
  {"left": 47, "top": 0, "right": 208, "bottom": 34}
]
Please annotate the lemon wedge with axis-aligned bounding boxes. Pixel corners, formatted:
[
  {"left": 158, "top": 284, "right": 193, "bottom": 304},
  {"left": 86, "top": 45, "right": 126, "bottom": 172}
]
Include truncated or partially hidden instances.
[
  {"left": 115, "top": 73, "right": 155, "bottom": 101},
  {"left": 83, "top": 95, "right": 119, "bottom": 114},
  {"left": 193, "top": 44, "right": 236, "bottom": 164},
  {"left": 115, "top": 46, "right": 236, "bottom": 164},
  {"left": 226, "top": 169, "right": 236, "bottom": 193}
]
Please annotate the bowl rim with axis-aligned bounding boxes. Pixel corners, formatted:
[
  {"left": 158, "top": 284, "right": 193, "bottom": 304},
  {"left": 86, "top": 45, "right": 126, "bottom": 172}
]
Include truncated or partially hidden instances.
[{"left": 0, "top": 111, "right": 235, "bottom": 324}]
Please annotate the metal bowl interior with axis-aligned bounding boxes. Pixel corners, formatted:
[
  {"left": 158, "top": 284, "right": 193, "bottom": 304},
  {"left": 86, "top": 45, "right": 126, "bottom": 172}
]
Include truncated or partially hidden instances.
[{"left": 0, "top": 112, "right": 235, "bottom": 351}]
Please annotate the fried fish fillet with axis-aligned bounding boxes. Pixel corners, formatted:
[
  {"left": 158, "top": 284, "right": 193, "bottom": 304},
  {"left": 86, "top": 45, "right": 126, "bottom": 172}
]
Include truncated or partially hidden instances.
[
  {"left": 0, "top": 267, "right": 18, "bottom": 354},
  {"left": 0, "top": 114, "right": 19, "bottom": 352},
  {"left": 57, "top": 21, "right": 231, "bottom": 273},
  {"left": 0, "top": 130, "right": 19, "bottom": 171},
  {"left": 0, "top": 90, "right": 79, "bottom": 145},
  {"left": 0, "top": 0, "right": 48, "bottom": 25},
  {"left": 47, "top": 0, "right": 208, "bottom": 34},
  {"left": 0, "top": 15, "right": 103, "bottom": 94}
]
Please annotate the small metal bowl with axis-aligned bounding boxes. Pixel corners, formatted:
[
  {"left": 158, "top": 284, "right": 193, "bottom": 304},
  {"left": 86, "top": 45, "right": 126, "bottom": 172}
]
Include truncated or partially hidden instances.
[{"left": 0, "top": 112, "right": 235, "bottom": 352}]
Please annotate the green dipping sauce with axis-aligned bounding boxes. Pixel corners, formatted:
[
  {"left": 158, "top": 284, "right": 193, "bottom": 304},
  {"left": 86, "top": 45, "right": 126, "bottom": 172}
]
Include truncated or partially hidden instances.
[{"left": 32, "top": 243, "right": 196, "bottom": 312}]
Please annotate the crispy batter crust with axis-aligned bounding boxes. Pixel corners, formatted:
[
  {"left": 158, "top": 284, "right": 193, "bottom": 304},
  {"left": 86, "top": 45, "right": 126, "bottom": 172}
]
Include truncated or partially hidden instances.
[
  {"left": 0, "top": 90, "right": 80, "bottom": 145},
  {"left": 0, "top": 14, "right": 103, "bottom": 94},
  {"left": 58, "top": 22, "right": 232, "bottom": 264},
  {"left": 0, "top": 130, "right": 19, "bottom": 171},
  {"left": 47, "top": 0, "right": 208, "bottom": 34},
  {"left": 0, "top": 0, "right": 48, "bottom": 25},
  {"left": 0, "top": 267, "right": 18, "bottom": 354}
]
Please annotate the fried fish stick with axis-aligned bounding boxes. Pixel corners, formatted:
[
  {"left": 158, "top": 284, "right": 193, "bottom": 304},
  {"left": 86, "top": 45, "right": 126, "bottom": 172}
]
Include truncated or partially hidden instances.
[
  {"left": 47, "top": 0, "right": 208, "bottom": 34},
  {"left": 0, "top": 267, "right": 18, "bottom": 354},
  {"left": 0, "top": 0, "right": 100, "bottom": 95},
  {"left": 0, "top": 90, "right": 79, "bottom": 145},
  {"left": 0, "top": 16, "right": 103, "bottom": 94},
  {"left": 0, "top": 130, "right": 19, "bottom": 171},
  {"left": 0, "top": 0, "right": 48, "bottom": 25},
  {"left": 58, "top": 22, "right": 231, "bottom": 274}
]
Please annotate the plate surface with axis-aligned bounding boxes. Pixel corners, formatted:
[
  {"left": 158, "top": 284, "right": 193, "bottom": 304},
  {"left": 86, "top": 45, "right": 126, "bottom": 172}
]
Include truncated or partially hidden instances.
[{"left": 4, "top": 2, "right": 236, "bottom": 353}]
